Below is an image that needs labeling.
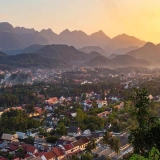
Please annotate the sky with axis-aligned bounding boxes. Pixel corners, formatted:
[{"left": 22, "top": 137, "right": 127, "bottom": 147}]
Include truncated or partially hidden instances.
[{"left": 0, "top": 0, "right": 160, "bottom": 43}]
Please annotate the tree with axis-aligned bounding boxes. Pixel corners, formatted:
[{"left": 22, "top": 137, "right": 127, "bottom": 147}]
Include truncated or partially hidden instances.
[
  {"left": 87, "top": 123, "right": 97, "bottom": 132},
  {"left": 7, "top": 154, "right": 13, "bottom": 160},
  {"left": 17, "top": 147, "right": 24, "bottom": 152},
  {"left": 25, "top": 136, "right": 34, "bottom": 145},
  {"left": 102, "top": 131, "right": 113, "bottom": 148},
  {"left": 75, "top": 108, "right": 84, "bottom": 125},
  {"left": 85, "top": 138, "right": 96, "bottom": 152},
  {"left": 46, "top": 136, "right": 58, "bottom": 143},
  {"left": 112, "top": 137, "right": 120, "bottom": 156},
  {"left": 82, "top": 93, "right": 86, "bottom": 100},
  {"left": 130, "top": 147, "right": 160, "bottom": 160},
  {"left": 128, "top": 88, "right": 160, "bottom": 156},
  {"left": 70, "top": 155, "right": 79, "bottom": 160},
  {"left": 56, "top": 122, "right": 67, "bottom": 136},
  {"left": 81, "top": 152, "right": 93, "bottom": 160},
  {"left": 102, "top": 131, "right": 120, "bottom": 156}
]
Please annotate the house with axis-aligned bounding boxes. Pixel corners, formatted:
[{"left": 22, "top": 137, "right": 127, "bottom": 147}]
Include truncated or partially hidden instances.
[
  {"left": 16, "top": 132, "right": 28, "bottom": 140},
  {"left": 45, "top": 97, "right": 58, "bottom": 105},
  {"left": 29, "top": 107, "right": 45, "bottom": 118},
  {"left": 83, "top": 129, "right": 91, "bottom": 135},
  {"left": 32, "top": 156, "right": 43, "bottom": 160},
  {"left": 111, "top": 97, "right": 120, "bottom": 102},
  {"left": 84, "top": 99, "right": 92, "bottom": 107},
  {"left": 60, "top": 136, "right": 76, "bottom": 142},
  {"left": 1, "top": 133, "right": 19, "bottom": 143},
  {"left": 34, "top": 141, "right": 52, "bottom": 151},
  {"left": 67, "top": 126, "right": 82, "bottom": 136},
  {"left": 0, "top": 141, "right": 7, "bottom": 149},
  {"left": 114, "top": 102, "right": 124, "bottom": 110},
  {"left": 26, "top": 145, "right": 38, "bottom": 155},
  {"left": 66, "top": 149, "right": 80, "bottom": 159},
  {"left": 97, "top": 111, "right": 110, "bottom": 118},
  {"left": 52, "top": 147, "right": 65, "bottom": 160},
  {"left": 63, "top": 144, "right": 73, "bottom": 155},
  {"left": 9, "top": 145, "right": 19, "bottom": 152},
  {"left": 56, "top": 139, "right": 71, "bottom": 147},
  {"left": 41, "top": 151, "right": 56, "bottom": 160},
  {"left": 45, "top": 116, "right": 54, "bottom": 126},
  {"left": 59, "top": 96, "right": 66, "bottom": 104},
  {"left": 88, "top": 132, "right": 103, "bottom": 143},
  {"left": 71, "top": 137, "right": 89, "bottom": 152},
  {"left": 96, "top": 100, "right": 108, "bottom": 108}
]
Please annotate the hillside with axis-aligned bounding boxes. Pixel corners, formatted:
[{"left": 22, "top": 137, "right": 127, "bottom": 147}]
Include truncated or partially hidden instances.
[
  {"left": 21, "top": 44, "right": 45, "bottom": 53},
  {"left": 2, "top": 44, "right": 45, "bottom": 55},
  {"left": 37, "top": 44, "right": 90, "bottom": 64},
  {"left": 0, "top": 51, "right": 6, "bottom": 56},
  {"left": 112, "top": 55, "right": 151, "bottom": 68},
  {"left": 83, "top": 54, "right": 150, "bottom": 69},
  {"left": 0, "top": 22, "right": 48, "bottom": 50},
  {"left": 88, "top": 51, "right": 103, "bottom": 58},
  {"left": 83, "top": 56, "right": 118, "bottom": 69},
  {"left": 89, "top": 30, "right": 111, "bottom": 47},
  {"left": 0, "top": 53, "right": 70, "bottom": 68},
  {"left": 79, "top": 46, "right": 108, "bottom": 56},
  {"left": 111, "top": 46, "right": 139, "bottom": 55},
  {"left": 126, "top": 42, "right": 160, "bottom": 62},
  {"left": 107, "top": 34, "right": 146, "bottom": 50},
  {"left": 40, "top": 29, "right": 59, "bottom": 44},
  {"left": 107, "top": 54, "right": 119, "bottom": 59},
  {"left": 0, "top": 22, "right": 149, "bottom": 52}
]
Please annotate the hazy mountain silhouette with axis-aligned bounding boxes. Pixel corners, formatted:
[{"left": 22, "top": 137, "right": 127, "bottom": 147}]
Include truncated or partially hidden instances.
[
  {"left": 21, "top": 44, "right": 45, "bottom": 53},
  {"left": 0, "top": 51, "right": 6, "bottom": 56},
  {"left": 0, "top": 53, "right": 70, "bottom": 68},
  {"left": 126, "top": 42, "right": 160, "bottom": 62},
  {"left": 15, "top": 27, "right": 36, "bottom": 34},
  {"left": 0, "top": 22, "right": 14, "bottom": 32},
  {"left": 89, "top": 30, "right": 111, "bottom": 46},
  {"left": 111, "top": 55, "right": 150, "bottom": 67},
  {"left": 0, "top": 22, "right": 48, "bottom": 50},
  {"left": 59, "top": 29, "right": 90, "bottom": 48},
  {"left": 106, "top": 34, "right": 145, "bottom": 50},
  {"left": 79, "top": 46, "right": 108, "bottom": 56},
  {"left": 0, "top": 22, "right": 147, "bottom": 55},
  {"left": 84, "top": 54, "right": 150, "bottom": 69},
  {"left": 2, "top": 44, "right": 45, "bottom": 55},
  {"left": 0, "top": 43, "right": 153, "bottom": 69},
  {"left": 107, "top": 53, "right": 119, "bottom": 59},
  {"left": 83, "top": 55, "right": 117, "bottom": 68},
  {"left": 40, "top": 29, "right": 59, "bottom": 44},
  {"left": 111, "top": 46, "right": 139, "bottom": 55},
  {"left": 37, "top": 44, "right": 90, "bottom": 64},
  {"left": 88, "top": 51, "right": 103, "bottom": 58}
]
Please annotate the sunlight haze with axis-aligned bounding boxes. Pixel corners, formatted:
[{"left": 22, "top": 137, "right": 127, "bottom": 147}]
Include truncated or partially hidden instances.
[{"left": 0, "top": 0, "right": 160, "bottom": 43}]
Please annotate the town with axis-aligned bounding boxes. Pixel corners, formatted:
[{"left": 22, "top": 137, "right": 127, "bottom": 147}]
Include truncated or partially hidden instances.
[{"left": 0, "top": 67, "right": 160, "bottom": 160}]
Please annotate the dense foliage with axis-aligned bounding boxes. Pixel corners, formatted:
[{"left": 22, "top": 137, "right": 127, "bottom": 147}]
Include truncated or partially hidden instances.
[
  {"left": 129, "top": 88, "right": 160, "bottom": 157},
  {"left": 0, "top": 109, "right": 41, "bottom": 136}
]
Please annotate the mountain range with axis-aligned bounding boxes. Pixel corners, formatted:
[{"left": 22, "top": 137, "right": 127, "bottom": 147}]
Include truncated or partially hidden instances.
[
  {"left": 0, "top": 44, "right": 151, "bottom": 69},
  {"left": 1, "top": 22, "right": 160, "bottom": 69},
  {"left": 0, "top": 22, "right": 146, "bottom": 56},
  {"left": 127, "top": 42, "right": 160, "bottom": 62},
  {"left": 83, "top": 55, "right": 150, "bottom": 69}
]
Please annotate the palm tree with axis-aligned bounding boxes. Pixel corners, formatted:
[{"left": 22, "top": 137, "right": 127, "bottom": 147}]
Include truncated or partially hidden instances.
[
  {"left": 102, "top": 131, "right": 113, "bottom": 156},
  {"left": 85, "top": 138, "right": 96, "bottom": 152},
  {"left": 102, "top": 131, "right": 112, "bottom": 147},
  {"left": 112, "top": 137, "right": 120, "bottom": 158}
]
